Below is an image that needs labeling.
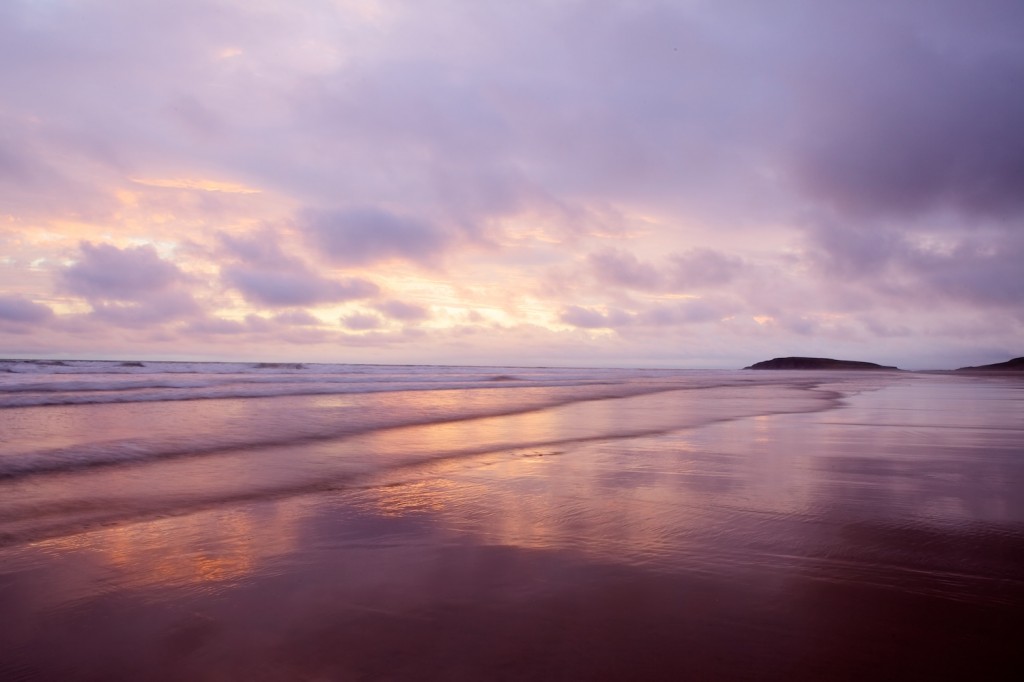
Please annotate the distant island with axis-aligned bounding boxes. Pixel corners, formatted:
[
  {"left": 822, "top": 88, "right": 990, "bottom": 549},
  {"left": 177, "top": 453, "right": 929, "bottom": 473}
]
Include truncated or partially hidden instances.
[
  {"left": 955, "top": 357, "right": 1024, "bottom": 372},
  {"left": 744, "top": 357, "right": 899, "bottom": 370}
]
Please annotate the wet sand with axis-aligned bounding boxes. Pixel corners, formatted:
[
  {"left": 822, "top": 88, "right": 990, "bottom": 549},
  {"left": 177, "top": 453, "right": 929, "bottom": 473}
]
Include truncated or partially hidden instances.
[{"left": 1, "top": 373, "right": 1023, "bottom": 680}]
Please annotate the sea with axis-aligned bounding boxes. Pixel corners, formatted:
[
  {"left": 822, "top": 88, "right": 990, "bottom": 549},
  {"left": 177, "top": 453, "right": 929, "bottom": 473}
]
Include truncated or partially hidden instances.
[{"left": 1, "top": 359, "right": 1022, "bottom": 680}]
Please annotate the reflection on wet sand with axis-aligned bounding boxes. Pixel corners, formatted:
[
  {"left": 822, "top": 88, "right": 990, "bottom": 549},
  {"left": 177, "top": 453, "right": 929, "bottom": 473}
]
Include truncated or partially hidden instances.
[
  {"left": 1, "top": 375, "right": 1022, "bottom": 680},
  {"left": 0, "top": 383, "right": 832, "bottom": 548},
  {"left": 26, "top": 501, "right": 304, "bottom": 593}
]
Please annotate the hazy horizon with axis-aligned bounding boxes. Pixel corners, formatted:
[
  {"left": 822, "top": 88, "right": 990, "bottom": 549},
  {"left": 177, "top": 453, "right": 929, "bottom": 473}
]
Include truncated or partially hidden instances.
[{"left": 3, "top": 353, "right": 1014, "bottom": 372}]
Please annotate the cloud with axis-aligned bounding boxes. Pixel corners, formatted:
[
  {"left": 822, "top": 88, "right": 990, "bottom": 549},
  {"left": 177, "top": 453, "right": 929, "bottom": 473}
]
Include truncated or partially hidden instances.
[
  {"left": 302, "top": 208, "right": 453, "bottom": 267},
  {"left": 636, "top": 298, "right": 737, "bottom": 326},
  {"left": 0, "top": 295, "right": 54, "bottom": 323},
  {"left": 88, "top": 290, "right": 200, "bottom": 328},
  {"left": 586, "top": 248, "right": 745, "bottom": 294},
  {"left": 223, "top": 265, "right": 378, "bottom": 308},
  {"left": 560, "top": 305, "right": 632, "bottom": 330},
  {"left": 373, "top": 300, "right": 430, "bottom": 322},
  {"left": 59, "top": 242, "right": 184, "bottom": 301},
  {"left": 219, "top": 229, "right": 380, "bottom": 307},
  {"left": 669, "top": 249, "right": 744, "bottom": 289},
  {"left": 560, "top": 296, "right": 738, "bottom": 331},
  {"left": 184, "top": 313, "right": 320, "bottom": 337},
  {"left": 4, "top": 0, "right": 1024, "bottom": 367},
  {"left": 0, "top": 113, "right": 119, "bottom": 222},
  {"left": 788, "top": 2, "right": 1024, "bottom": 218},
  {"left": 915, "top": 239, "right": 1024, "bottom": 308},
  {"left": 341, "top": 312, "right": 383, "bottom": 331},
  {"left": 218, "top": 230, "right": 292, "bottom": 269},
  {"left": 587, "top": 250, "right": 663, "bottom": 291},
  {"left": 273, "top": 310, "right": 321, "bottom": 326},
  {"left": 806, "top": 221, "right": 1024, "bottom": 310},
  {"left": 186, "top": 317, "right": 250, "bottom": 336},
  {"left": 53, "top": 241, "right": 201, "bottom": 327}
]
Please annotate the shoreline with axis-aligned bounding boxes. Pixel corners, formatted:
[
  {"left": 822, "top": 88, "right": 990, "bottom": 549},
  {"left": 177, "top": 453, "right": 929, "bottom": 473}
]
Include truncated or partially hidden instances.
[{"left": 1, "top": 370, "right": 1022, "bottom": 679}]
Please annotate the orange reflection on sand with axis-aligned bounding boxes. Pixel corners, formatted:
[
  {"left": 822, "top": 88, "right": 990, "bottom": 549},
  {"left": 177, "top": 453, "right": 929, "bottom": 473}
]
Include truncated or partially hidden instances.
[
  {"left": 337, "top": 390, "right": 713, "bottom": 562},
  {"left": 402, "top": 391, "right": 577, "bottom": 459},
  {"left": 363, "top": 431, "right": 702, "bottom": 563},
  {"left": 374, "top": 478, "right": 466, "bottom": 516},
  {"left": 31, "top": 503, "right": 305, "bottom": 590}
]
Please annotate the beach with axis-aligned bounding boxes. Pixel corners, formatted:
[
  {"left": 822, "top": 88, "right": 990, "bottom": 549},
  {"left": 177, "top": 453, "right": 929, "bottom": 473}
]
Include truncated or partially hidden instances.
[{"left": 1, "top": 362, "right": 1022, "bottom": 680}]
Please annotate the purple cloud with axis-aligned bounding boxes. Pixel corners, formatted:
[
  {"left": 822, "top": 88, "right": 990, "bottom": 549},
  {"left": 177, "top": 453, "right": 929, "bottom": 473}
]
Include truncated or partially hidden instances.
[
  {"left": 60, "top": 242, "right": 184, "bottom": 301},
  {"left": 302, "top": 208, "right": 452, "bottom": 266},
  {"left": 53, "top": 242, "right": 201, "bottom": 327},
  {"left": 788, "top": 3, "right": 1024, "bottom": 218},
  {"left": 587, "top": 250, "right": 663, "bottom": 291},
  {"left": 560, "top": 305, "right": 632, "bottom": 330},
  {"left": 273, "top": 310, "right": 321, "bottom": 326},
  {"left": 88, "top": 291, "right": 199, "bottom": 328},
  {"left": 669, "top": 249, "right": 744, "bottom": 289},
  {"left": 0, "top": 295, "right": 54, "bottom": 323},
  {"left": 184, "top": 313, "right": 325, "bottom": 338},
  {"left": 586, "top": 248, "right": 745, "bottom": 294},
  {"left": 806, "top": 222, "right": 1024, "bottom": 310},
  {"left": 219, "top": 229, "right": 380, "bottom": 307},
  {"left": 186, "top": 317, "right": 250, "bottom": 336},
  {"left": 373, "top": 300, "right": 430, "bottom": 322},
  {"left": 223, "top": 266, "right": 378, "bottom": 308},
  {"left": 0, "top": 136, "right": 35, "bottom": 185},
  {"left": 636, "top": 299, "right": 735, "bottom": 326},
  {"left": 560, "top": 296, "right": 736, "bottom": 331},
  {"left": 219, "top": 230, "right": 293, "bottom": 269},
  {"left": 341, "top": 313, "right": 383, "bottom": 331}
]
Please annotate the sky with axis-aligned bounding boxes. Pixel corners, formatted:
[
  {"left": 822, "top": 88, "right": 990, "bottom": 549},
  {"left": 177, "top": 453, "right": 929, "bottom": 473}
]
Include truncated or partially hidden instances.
[{"left": 1, "top": 0, "right": 1022, "bottom": 369}]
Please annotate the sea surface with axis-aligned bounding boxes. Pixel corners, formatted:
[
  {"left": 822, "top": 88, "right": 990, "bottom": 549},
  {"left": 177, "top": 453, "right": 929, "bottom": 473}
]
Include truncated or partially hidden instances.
[{"left": 0, "top": 360, "right": 1022, "bottom": 680}]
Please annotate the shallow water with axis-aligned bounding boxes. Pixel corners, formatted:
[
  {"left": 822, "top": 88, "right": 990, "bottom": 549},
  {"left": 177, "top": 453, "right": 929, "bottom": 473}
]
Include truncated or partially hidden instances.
[{"left": 1, "top": 364, "right": 1022, "bottom": 680}]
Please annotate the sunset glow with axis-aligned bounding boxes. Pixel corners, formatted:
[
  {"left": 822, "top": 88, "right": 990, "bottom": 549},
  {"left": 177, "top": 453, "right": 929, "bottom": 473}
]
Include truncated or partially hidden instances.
[{"left": 2, "top": 0, "right": 1021, "bottom": 368}]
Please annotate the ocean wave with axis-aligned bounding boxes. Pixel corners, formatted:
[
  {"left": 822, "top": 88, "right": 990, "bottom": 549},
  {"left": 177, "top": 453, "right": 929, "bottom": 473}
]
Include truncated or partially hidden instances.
[
  {"left": 0, "top": 378, "right": 633, "bottom": 408},
  {"left": 0, "top": 362, "right": 861, "bottom": 484},
  {"left": 0, "top": 383, "right": 697, "bottom": 479},
  {"left": 0, "top": 360, "right": 688, "bottom": 407}
]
